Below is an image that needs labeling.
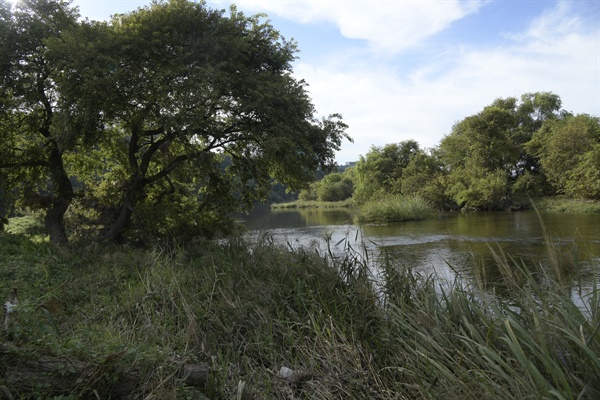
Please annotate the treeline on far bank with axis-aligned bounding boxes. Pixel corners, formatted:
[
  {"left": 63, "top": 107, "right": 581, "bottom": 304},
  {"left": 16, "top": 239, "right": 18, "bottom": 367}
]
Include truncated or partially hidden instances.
[{"left": 298, "top": 92, "right": 600, "bottom": 212}]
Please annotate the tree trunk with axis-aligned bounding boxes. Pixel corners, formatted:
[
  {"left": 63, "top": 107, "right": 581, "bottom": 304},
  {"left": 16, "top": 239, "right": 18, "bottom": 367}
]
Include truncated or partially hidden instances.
[
  {"left": 44, "top": 147, "right": 74, "bottom": 246},
  {"left": 102, "top": 178, "right": 143, "bottom": 242},
  {"left": 0, "top": 175, "right": 7, "bottom": 225}
]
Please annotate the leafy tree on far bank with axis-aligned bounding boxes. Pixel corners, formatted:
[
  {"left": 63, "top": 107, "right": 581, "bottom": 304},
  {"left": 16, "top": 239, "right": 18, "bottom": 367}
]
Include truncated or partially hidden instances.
[
  {"left": 317, "top": 172, "right": 354, "bottom": 202},
  {"left": 353, "top": 140, "right": 419, "bottom": 204},
  {"left": 298, "top": 169, "right": 354, "bottom": 202},
  {"left": 439, "top": 92, "right": 563, "bottom": 210},
  {"left": 527, "top": 114, "right": 600, "bottom": 200},
  {"left": 400, "top": 148, "right": 451, "bottom": 209}
]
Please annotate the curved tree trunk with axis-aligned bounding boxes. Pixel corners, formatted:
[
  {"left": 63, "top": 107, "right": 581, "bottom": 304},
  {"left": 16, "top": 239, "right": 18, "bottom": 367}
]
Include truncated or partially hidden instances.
[
  {"left": 102, "top": 178, "right": 143, "bottom": 243},
  {"left": 103, "top": 193, "right": 135, "bottom": 243},
  {"left": 44, "top": 147, "right": 74, "bottom": 246}
]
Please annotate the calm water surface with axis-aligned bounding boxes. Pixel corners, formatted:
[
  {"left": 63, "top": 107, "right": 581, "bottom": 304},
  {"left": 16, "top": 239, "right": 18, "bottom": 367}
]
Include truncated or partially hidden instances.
[{"left": 242, "top": 206, "right": 600, "bottom": 293}]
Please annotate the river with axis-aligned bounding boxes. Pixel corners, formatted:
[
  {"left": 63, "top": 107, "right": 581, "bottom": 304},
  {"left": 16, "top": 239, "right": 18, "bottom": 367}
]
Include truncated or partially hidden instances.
[{"left": 241, "top": 206, "right": 600, "bottom": 297}]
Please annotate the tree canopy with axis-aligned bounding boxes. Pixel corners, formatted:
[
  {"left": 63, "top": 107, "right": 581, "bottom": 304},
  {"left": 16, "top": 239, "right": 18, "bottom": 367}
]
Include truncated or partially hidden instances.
[
  {"left": 0, "top": 0, "right": 349, "bottom": 243},
  {"left": 528, "top": 114, "right": 600, "bottom": 200},
  {"left": 322, "top": 91, "right": 592, "bottom": 212},
  {"left": 353, "top": 140, "right": 419, "bottom": 204},
  {"left": 438, "top": 92, "right": 564, "bottom": 210},
  {"left": 0, "top": 0, "right": 79, "bottom": 244}
]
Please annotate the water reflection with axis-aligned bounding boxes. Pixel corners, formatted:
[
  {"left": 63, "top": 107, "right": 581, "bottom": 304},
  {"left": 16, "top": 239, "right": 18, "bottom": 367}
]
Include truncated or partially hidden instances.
[
  {"left": 241, "top": 207, "right": 600, "bottom": 297},
  {"left": 245, "top": 206, "right": 355, "bottom": 229}
]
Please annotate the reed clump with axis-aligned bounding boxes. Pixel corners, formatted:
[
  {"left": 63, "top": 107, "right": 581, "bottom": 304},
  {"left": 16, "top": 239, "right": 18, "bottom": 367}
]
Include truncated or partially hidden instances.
[
  {"left": 0, "top": 228, "right": 598, "bottom": 399},
  {"left": 357, "top": 194, "right": 436, "bottom": 223}
]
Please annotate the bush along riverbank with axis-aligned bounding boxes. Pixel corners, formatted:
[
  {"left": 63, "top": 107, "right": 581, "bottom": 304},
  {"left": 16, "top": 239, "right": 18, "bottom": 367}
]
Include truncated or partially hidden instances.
[{"left": 0, "top": 231, "right": 599, "bottom": 399}]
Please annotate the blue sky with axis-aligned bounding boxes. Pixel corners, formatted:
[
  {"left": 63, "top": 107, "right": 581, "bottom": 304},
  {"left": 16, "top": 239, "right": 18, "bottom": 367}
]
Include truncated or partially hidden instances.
[{"left": 65, "top": 0, "right": 599, "bottom": 163}]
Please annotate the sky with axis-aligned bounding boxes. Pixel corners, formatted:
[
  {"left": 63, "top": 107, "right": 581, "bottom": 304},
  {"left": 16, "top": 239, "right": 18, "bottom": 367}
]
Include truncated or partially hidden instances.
[{"left": 64, "top": 0, "right": 599, "bottom": 163}]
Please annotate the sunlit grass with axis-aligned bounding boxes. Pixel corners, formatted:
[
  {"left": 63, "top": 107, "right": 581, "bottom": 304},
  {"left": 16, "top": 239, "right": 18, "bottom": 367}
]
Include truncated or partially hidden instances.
[
  {"left": 357, "top": 194, "right": 435, "bottom": 223},
  {"left": 536, "top": 196, "right": 600, "bottom": 214},
  {"left": 271, "top": 198, "right": 354, "bottom": 209},
  {"left": 5, "top": 213, "right": 48, "bottom": 243}
]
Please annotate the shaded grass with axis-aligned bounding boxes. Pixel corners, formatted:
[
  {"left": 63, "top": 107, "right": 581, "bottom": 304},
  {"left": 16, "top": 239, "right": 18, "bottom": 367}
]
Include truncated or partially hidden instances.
[
  {"left": 357, "top": 195, "right": 436, "bottom": 223},
  {"left": 0, "top": 225, "right": 598, "bottom": 399}
]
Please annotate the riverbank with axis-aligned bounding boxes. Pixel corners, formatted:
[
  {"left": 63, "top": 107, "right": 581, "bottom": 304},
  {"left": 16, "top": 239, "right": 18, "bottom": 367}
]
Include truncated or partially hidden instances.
[
  {"left": 271, "top": 199, "right": 353, "bottom": 209},
  {"left": 270, "top": 195, "right": 436, "bottom": 223},
  {"left": 271, "top": 196, "right": 600, "bottom": 218},
  {"left": 535, "top": 196, "right": 600, "bottom": 214},
  {"left": 1, "top": 229, "right": 598, "bottom": 398}
]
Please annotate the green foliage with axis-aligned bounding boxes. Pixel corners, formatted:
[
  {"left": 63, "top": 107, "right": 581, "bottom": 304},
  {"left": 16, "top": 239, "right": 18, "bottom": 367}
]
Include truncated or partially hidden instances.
[
  {"left": 536, "top": 197, "right": 600, "bottom": 214},
  {"left": 400, "top": 148, "right": 453, "bottom": 209},
  {"left": 567, "top": 144, "right": 600, "bottom": 199},
  {"left": 437, "top": 92, "right": 564, "bottom": 210},
  {"left": 528, "top": 114, "right": 600, "bottom": 200},
  {"left": 5, "top": 213, "right": 46, "bottom": 237},
  {"left": 297, "top": 169, "right": 354, "bottom": 203},
  {"left": 316, "top": 172, "right": 354, "bottom": 202},
  {"left": 353, "top": 140, "right": 419, "bottom": 204},
  {"left": 0, "top": 0, "right": 80, "bottom": 244},
  {"left": 446, "top": 168, "right": 510, "bottom": 210},
  {"left": 271, "top": 198, "right": 353, "bottom": 209},
  {"left": 298, "top": 181, "right": 319, "bottom": 201},
  {"left": 1, "top": 0, "right": 349, "bottom": 243}
]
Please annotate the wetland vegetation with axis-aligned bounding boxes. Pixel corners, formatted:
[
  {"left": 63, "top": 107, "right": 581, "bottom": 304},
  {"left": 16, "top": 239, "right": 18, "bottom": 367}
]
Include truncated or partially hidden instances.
[
  {"left": 1, "top": 0, "right": 599, "bottom": 398},
  {"left": 1, "top": 215, "right": 599, "bottom": 399}
]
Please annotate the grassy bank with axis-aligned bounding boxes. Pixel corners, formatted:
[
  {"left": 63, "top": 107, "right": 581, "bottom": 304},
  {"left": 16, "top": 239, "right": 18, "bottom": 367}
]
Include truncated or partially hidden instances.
[
  {"left": 0, "top": 229, "right": 599, "bottom": 398},
  {"left": 535, "top": 197, "right": 600, "bottom": 214},
  {"left": 357, "top": 195, "right": 436, "bottom": 223},
  {"left": 271, "top": 199, "right": 353, "bottom": 209}
]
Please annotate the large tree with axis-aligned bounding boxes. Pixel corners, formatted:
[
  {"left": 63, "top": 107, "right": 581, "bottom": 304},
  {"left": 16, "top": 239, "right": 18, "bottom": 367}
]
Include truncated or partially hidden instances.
[
  {"left": 439, "top": 92, "right": 563, "bottom": 209},
  {"left": 353, "top": 140, "right": 419, "bottom": 204},
  {"left": 527, "top": 114, "right": 600, "bottom": 199},
  {"left": 49, "top": 0, "right": 349, "bottom": 241},
  {"left": 0, "top": 0, "right": 79, "bottom": 244},
  {"left": 400, "top": 148, "right": 450, "bottom": 209}
]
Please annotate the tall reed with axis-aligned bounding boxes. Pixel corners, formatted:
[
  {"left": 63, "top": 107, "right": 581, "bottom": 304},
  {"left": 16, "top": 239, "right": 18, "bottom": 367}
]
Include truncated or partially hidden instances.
[
  {"left": 1, "top": 221, "right": 598, "bottom": 399},
  {"left": 357, "top": 195, "right": 435, "bottom": 223}
]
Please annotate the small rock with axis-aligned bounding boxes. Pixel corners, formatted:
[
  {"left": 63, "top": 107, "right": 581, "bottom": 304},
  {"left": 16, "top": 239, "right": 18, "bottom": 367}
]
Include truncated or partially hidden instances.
[{"left": 278, "top": 366, "right": 294, "bottom": 382}]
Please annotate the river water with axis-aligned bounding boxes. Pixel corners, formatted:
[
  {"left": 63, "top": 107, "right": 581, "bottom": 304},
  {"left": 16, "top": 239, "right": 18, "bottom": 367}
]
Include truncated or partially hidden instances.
[{"left": 241, "top": 206, "right": 600, "bottom": 297}]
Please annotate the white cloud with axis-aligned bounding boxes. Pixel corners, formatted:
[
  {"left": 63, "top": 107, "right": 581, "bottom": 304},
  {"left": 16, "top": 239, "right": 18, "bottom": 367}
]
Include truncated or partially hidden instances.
[
  {"left": 509, "top": 0, "right": 584, "bottom": 44},
  {"left": 292, "top": 1, "right": 599, "bottom": 163},
  {"left": 220, "top": 0, "right": 485, "bottom": 53}
]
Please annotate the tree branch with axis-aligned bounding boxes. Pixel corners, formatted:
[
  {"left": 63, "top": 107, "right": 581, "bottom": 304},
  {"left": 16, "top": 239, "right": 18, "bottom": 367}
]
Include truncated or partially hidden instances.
[
  {"left": 143, "top": 151, "right": 211, "bottom": 186},
  {"left": 0, "top": 159, "right": 49, "bottom": 169},
  {"left": 154, "top": 175, "right": 176, "bottom": 204}
]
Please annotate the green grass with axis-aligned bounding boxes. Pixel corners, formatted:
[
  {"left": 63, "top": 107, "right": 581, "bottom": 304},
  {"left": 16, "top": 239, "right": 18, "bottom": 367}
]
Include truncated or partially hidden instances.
[
  {"left": 535, "top": 197, "right": 600, "bottom": 214},
  {"left": 357, "top": 194, "right": 436, "bottom": 223},
  {"left": 5, "top": 213, "right": 47, "bottom": 242},
  {"left": 0, "top": 224, "right": 599, "bottom": 399},
  {"left": 271, "top": 198, "right": 354, "bottom": 209}
]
